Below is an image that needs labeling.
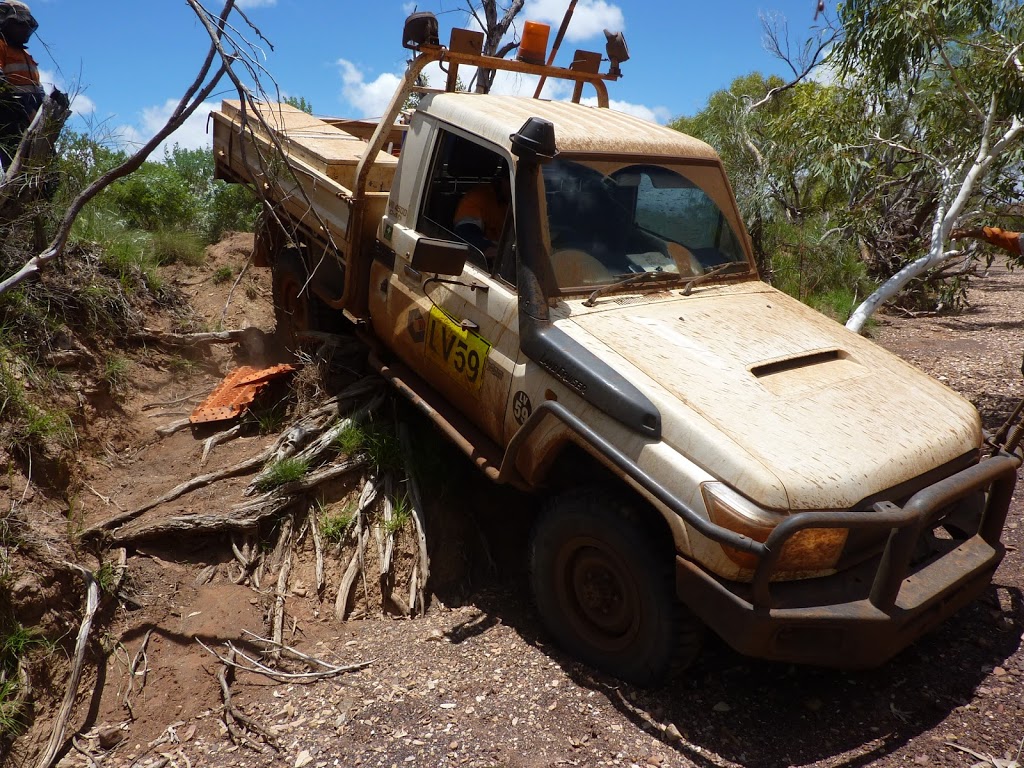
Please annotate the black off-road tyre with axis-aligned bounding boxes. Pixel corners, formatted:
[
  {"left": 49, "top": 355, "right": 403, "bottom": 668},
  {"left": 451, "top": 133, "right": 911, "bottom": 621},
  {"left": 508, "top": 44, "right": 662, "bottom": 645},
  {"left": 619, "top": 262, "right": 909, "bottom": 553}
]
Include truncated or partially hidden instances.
[
  {"left": 271, "top": 248, "right": 342, "bottom": 347},
  {"left": 272, "top": 248, "right": 313, "bottom": 346},
  {"left": 530, "top": 489, "right": 703, "bottom": 686}
]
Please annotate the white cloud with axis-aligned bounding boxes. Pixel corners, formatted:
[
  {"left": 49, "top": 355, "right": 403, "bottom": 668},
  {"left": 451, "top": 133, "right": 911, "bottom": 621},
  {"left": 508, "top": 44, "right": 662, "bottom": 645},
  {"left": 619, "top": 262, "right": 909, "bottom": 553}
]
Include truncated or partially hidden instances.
[
  {"left": 580, "top": 96, "right": 671, "bottom": 124},
  {"left": 402, "top": 2, "right": 418, "bottom": 13},
  {"left": 337, "top": 59, "right": 403, "bottom": 118},
  {"left": 523, "top": 0, "right": 625, "bottom": 41},
  {"left": 37, "top": 68, "right": 95, "bottom": 117},
  {"left": 334, "top": 59, "right": 668, "bottom": 128},
  {"left": 109, "top": 99, "right": 218, "bottom": 156}
]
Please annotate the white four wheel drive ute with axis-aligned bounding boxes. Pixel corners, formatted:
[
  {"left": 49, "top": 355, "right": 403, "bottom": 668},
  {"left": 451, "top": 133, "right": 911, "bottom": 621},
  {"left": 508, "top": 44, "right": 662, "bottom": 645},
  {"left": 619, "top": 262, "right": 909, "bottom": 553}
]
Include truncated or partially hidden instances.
[{"left": 212, "top": 11, "right": 1023, "bottom": 685}]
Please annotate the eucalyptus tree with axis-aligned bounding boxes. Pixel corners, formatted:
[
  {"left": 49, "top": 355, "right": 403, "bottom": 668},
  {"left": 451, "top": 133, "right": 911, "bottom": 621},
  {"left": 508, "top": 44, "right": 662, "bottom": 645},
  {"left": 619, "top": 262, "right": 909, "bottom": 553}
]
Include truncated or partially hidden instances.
[{"left": 835, "top": 0, "right": 1024, "bottom": 332}]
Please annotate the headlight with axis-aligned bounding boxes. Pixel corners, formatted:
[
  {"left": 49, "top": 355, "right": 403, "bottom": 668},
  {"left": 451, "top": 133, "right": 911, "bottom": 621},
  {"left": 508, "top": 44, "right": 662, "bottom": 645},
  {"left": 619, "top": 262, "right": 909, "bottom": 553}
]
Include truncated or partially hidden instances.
[{"left": 701, "top": 482, "right": 848, "bottom": 574}]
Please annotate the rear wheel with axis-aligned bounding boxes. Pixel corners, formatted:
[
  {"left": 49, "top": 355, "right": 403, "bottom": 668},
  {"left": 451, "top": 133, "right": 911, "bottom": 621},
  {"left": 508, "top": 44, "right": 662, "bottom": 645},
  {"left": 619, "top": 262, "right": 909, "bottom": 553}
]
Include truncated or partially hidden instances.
[
  {"left": 530, "top": 489, "right": 702, "bottom": 685},
  {"left": 272, "top": 249, "right": 314, "bottom": 345}
]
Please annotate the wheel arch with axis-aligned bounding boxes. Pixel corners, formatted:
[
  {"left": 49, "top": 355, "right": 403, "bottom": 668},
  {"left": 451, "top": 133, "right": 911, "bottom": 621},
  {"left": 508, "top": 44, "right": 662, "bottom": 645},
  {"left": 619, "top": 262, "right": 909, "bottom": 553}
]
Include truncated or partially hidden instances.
[{"left": 530, "top": 433, "right": 690, "bottom": 560}]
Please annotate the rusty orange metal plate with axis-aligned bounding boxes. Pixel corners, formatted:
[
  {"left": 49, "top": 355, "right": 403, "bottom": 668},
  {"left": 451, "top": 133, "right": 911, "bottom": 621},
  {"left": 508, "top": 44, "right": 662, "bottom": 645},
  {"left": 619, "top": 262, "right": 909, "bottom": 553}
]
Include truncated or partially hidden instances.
[{"left": 190, "top": 363, "right": 297, "bottom": 424}]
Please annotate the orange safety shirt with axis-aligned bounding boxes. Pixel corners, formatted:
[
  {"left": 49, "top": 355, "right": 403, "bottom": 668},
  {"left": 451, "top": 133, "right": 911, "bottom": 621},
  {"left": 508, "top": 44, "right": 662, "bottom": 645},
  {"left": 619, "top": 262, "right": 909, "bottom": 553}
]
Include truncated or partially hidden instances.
[
  {"left": 454, "top": 183, "right": 508, "bottom": 243},
  {"left": 0, "top": 39, "right": 40, "bottom": 94}
]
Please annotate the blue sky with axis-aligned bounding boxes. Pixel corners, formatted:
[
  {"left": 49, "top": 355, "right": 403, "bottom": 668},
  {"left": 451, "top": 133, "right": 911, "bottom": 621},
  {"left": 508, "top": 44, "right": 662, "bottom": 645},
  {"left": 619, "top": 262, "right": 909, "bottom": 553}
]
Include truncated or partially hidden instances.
[{"left": 28, "top": 0, "right": 832, "bottom": 154}]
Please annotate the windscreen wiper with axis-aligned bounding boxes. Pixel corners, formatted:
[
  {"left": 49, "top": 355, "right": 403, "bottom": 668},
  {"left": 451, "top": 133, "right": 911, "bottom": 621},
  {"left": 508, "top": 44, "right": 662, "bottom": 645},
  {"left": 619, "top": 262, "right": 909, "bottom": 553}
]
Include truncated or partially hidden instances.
[
  {"left": 681, "top": 262, "right": 746, "bottom": 296},
  {"left": 583, "top": 270, "right": 682, "bottom": 307}
]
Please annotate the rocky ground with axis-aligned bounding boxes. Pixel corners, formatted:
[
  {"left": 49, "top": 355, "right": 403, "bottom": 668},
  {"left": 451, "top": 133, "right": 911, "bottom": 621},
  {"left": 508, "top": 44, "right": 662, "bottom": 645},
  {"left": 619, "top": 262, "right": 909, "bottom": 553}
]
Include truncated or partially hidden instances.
[{"left": 5, "top": 242, "right": 1024, "bottom": 768}]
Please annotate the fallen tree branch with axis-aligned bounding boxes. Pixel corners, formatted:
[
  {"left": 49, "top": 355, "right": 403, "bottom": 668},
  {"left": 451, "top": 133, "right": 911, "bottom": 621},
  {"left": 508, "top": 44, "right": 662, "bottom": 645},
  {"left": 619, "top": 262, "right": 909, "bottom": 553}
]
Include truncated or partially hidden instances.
[
  {"left": 124, "top": 629, "right": 153, "bottom": 721},
  {"left": 398, "top": 422, "right": 430, "bottom": 614}
]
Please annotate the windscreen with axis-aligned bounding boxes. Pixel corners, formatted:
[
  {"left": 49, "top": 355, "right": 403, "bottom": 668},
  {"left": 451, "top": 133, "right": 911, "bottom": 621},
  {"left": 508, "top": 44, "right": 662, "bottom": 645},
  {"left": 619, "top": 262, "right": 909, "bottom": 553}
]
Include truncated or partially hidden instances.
[{"left": 541, "top": 159, "right": 750, "bottom": 292}]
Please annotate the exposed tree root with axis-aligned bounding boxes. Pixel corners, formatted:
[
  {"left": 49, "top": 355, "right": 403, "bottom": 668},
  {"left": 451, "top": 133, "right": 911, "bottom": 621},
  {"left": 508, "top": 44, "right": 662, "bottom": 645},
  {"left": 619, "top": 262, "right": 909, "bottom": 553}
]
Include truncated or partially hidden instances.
[{"left": 34, "top": 566, "right": 101, "bottom": 768}]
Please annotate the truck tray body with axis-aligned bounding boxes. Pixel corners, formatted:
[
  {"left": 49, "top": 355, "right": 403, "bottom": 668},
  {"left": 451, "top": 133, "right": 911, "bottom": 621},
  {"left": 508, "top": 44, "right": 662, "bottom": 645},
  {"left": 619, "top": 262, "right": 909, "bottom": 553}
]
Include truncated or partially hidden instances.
[{"left": 212, "top": 100, "right": 398, "bottom": 306}]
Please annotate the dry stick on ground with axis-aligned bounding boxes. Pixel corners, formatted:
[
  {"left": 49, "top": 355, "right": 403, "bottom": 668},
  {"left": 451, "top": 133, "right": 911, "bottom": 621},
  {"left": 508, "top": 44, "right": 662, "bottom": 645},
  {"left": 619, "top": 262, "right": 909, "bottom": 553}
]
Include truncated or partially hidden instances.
[
  {"left": 142, "top": 390, "right": 207, "bottom": 411},
  {"left": 335, "top": 527, "right": 368, "bottom": 621},
  {"left": 214, "top": 648, "right": 279, "bottom": 753},
  {"left": 398, "top": 422, "right": 430, "bottom": 615},
  {"left": 376, "top": 474, "right": 395, "bottom": 613},
  {"left": 206, "top": 632, "right": 374, "bottom": 680},
  {"left": 201, "top": 423, "right": 244, "bottom": 467},
  {"left": 123, "top": 629, "right": 153, "bottom": 721},
  {"left": 220, "top": 253, "right": 255, "bottom": 326},
  {"left": 335, "top": 478, "right": 378, "bottom": 620},
  {"left": 230, "top": 533, "right": 261, "bottom": 587},
  {"left": 34, "top": 566, "right": 101, "bottom": 768},
  {"left": 154, "top": 417, "right": 193, "bottom": 438}
]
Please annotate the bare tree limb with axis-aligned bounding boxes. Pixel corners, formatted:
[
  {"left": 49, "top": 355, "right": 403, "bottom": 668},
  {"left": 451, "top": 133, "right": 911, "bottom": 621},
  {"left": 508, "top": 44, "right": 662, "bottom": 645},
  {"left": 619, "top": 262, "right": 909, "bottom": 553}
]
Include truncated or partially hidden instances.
[{"left": 0, "top": 1, "right": 236, "bottom": 295}]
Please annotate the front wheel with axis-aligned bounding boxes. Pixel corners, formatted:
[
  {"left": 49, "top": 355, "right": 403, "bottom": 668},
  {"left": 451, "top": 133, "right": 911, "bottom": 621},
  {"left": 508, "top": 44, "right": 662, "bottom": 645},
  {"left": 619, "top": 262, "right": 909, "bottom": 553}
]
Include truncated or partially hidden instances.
[{"left": 530, "top": 490, "right": 702, "bottom": 685}]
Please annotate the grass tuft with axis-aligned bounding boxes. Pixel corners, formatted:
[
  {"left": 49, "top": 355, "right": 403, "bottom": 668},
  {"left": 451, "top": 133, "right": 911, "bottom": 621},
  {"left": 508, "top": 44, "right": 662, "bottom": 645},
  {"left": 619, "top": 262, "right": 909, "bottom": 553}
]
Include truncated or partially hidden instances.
[
  {"left": 151, "top": 230, "right": 206, "bottom": 267},
  {"left": 383, "top": 494, "right": 411, "bottom": 536},
  {"left": 255, "top": 458, "right": 309, "bottom": 492},
  {"left": 212, "top": 266, "right": 234, "bottom": 284},
  {"left": 319, "top": 502, "right": 356, "bottom": 543}
]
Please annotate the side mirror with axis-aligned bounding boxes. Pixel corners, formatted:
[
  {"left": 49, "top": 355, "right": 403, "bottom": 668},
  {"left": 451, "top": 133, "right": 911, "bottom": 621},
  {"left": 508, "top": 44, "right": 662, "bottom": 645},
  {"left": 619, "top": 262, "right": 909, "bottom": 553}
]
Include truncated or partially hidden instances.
[{"left": 411, "top": 238, "right": 469, "bottom": 276}]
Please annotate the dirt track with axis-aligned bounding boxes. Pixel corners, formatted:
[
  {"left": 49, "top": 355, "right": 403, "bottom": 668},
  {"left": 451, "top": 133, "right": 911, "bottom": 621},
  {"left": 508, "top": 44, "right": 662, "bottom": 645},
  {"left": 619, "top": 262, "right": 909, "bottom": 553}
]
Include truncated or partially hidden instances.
[{"left": 12, "top": 242, "right": 1024, "bottom": 768}]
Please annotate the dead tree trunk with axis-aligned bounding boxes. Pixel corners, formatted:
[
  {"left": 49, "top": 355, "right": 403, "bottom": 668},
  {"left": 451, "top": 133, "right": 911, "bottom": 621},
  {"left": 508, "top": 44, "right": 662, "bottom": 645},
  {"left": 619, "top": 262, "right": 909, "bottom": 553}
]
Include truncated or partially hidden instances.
[{"left": 0, "top": 90, "right": 71, "bottom": 224}]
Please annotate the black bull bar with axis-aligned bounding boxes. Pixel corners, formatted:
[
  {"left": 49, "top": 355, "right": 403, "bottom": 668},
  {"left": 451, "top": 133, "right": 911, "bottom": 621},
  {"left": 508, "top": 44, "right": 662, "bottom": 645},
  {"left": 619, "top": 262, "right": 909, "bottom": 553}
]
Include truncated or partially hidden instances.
[{"left": 678, "top": 451, "right": 1022, "bottom": 666}]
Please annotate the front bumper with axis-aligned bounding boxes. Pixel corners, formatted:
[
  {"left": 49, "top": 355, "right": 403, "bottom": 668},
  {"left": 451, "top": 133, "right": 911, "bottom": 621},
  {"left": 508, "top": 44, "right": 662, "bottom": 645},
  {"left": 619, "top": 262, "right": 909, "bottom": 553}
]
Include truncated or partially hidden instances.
[{"left": 676, "top": 452, "right": 1021, "bottom": 667}]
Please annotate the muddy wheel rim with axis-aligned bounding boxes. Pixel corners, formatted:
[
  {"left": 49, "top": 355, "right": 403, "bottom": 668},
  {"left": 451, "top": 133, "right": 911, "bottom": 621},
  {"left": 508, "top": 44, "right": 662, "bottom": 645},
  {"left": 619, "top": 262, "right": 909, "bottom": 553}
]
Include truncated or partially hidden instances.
[
  {"left": 559, "top": 538, "right": 641, "bottom": 653},
  {"left": 277, "top": 273, "right": 310, "bottom": 334}
]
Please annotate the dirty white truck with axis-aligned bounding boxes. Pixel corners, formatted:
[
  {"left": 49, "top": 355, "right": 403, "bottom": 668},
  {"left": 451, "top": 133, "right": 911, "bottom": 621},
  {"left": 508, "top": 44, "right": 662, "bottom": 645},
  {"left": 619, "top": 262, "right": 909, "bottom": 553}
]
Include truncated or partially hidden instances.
[{"left": 212, "top": 13, "right": 1022, "bottom": 684}]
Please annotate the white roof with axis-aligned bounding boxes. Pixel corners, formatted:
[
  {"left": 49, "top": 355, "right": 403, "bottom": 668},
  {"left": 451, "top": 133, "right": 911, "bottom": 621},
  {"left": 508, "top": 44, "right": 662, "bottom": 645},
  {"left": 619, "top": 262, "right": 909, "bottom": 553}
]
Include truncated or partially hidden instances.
[{"left": 419, "top": 93, "right": 719, "bottom": 160}]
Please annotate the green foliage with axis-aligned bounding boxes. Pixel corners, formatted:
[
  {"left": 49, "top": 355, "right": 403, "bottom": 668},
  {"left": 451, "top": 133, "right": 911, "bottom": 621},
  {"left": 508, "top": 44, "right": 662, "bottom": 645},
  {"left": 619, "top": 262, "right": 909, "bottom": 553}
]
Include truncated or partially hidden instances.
[
  {"left": 671, "top": 0, "right": 1024, "bottom": 315},
  {"left": 332, "top": 424, "right": 366, "bottom": 455},
  {"left": 0, "top": 624, "right": 44, "bottom": 660},
  {"left": 104, "top": 162, "right": 193, "bottom": 231},
  {"left": 330, "top": 422, "right": 401, "bottom": 470},
  {"left": 60, "top": 137, "right": 259, "bottom": 248},
  {"left": 763, "top": 216, "right": 875, "bottom": 322},
  {"left": 95, "top": 561, "right": 120, "bottom": 593},
  {"left": 151, "top": 230, "right": 206, "bottom": 267},
  {"left": 283, "top": 95, "right": 314, "bottom": 114},
  {"left": 0, "top": 621, "right": 46, "bottom": 738},
  {"left": 0, "top": 678, "right": 22, "bottom": 737},
  {"left": 249, "top": 402, "right": 289, "bottom": 435},
  {"left": 256, "top": 458, "right": 309, "bottom": 492},
  {"left": 212, "top": 266, "right": 233, "bottom": 284},
  {"left": 0, "top": 357, "right": 76, "bottom": 452},
  {"left": 364, "top": 425, "right": 402, "bottom": 473}
]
